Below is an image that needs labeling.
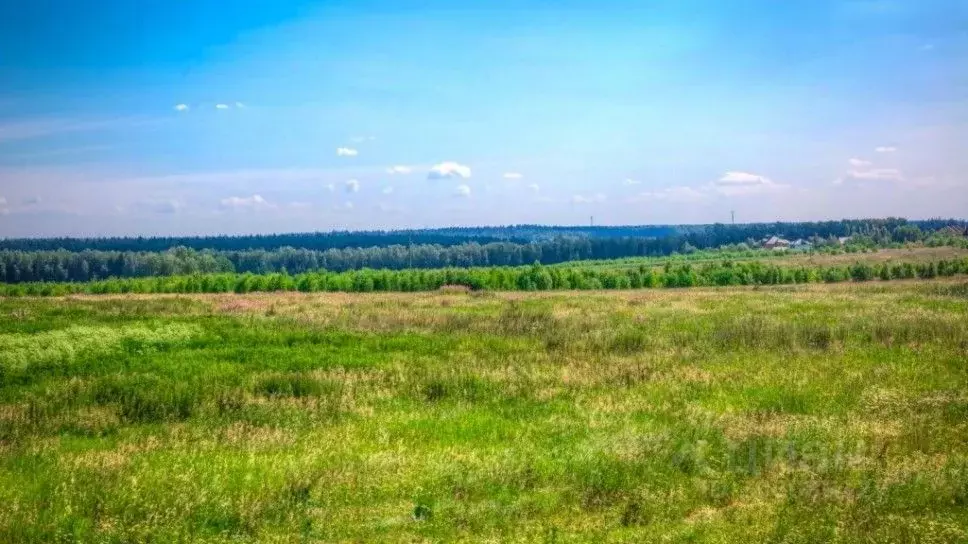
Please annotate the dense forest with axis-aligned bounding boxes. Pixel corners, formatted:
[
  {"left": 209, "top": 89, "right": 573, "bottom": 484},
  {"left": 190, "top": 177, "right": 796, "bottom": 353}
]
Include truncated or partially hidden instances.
[
  {"left": 0, "top": 218, "right": 964, "bottom": 283},
  {"left": 3, "top": 219, "right": 961, "bottom": 252}
]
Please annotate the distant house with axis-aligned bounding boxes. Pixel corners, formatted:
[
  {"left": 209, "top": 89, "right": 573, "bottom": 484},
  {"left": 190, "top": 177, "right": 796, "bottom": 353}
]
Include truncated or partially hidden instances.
[
  {"left": 763, "top": 236, "right": 790, "bottom": 250},
  {"left": 837, "top": 236, "right": 852, "bottom": 245},
  {"left": 790, "top": 239, "right": 813, "bottom": 251}
]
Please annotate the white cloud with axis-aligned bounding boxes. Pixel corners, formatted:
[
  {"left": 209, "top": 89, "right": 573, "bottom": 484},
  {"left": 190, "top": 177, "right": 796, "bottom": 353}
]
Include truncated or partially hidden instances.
[
  {"left": 714, "top": 171, "right": 787, "bottom": 195},
  {"left": 350, "top": 136, "right": 376, "bottom": 143},
  {"left": 717, "top": 171, "right": 771, "bottom": 186},
  {"left": 288, "top": 201, "right": 312, "bottom": 210},
  {"left": 623, "top": 178, "right": 641, "bottom": 186},
  {"left": 848, "top": 158, "right": 872, "bottom": 168},
  {"left": 326, "top": 183, "right": 335, "bottom": 192},
  {"left": 503, "top": 172, "right": 523, "bottom": 180},
  {"left": 382, "top": 186, "right": 394, "bottom": 195},
  {"left": 875, "top": 146, "right": 897, "bottom": 153},
  {"left": 428, "top": 161, "right": 472, "bottom": 180},
  {"left": 386, "top": 165, "right": 412, "bottom": 175},
  {"left": 173, "top": 104, "right": 189, "bottom": 112},
  {"left": 454, "top": 184, "right": 472, "bottom": 197},
  {"left": 215, "top": 104, "right": 230, "bottom": 110},
  {"left": 527, "top": 183, "right": 540, "bottom": 193},
  {"left": 220, "top": 194, "right": 270, "bottom": 209},
  {"left": 345, "top": 179, "right": 360, "bottom": 193},
  {"left": 572, "top": 193, "right": 606, "bottom": 204},
  {"left": 336, "top": 147, "right": 358, "bottom": 157},
  {"left": 235, "top": 102, "right": 246, "bottom": 109}
]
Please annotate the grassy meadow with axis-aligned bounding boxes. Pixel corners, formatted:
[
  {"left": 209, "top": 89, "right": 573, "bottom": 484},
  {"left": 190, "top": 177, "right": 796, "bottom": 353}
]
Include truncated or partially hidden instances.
[
  {"left": 567, "top": 245, "right": 968, "bottom": 271},
  {"left": 1, "top": 280, "right": 967, "bottom": 542}
]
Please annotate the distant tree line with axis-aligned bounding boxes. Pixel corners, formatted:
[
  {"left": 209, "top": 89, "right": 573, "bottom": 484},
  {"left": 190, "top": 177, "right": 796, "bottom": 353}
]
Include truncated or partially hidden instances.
[
  {"left": 3, "top": 257, "right": 966, "bottom": 297},
  {"left": 3, "top": 218, "right": 961, "bottom": 253},
  {"left": 0, "top": 229, "right": 526, "bottom": 253},
  {"left": 1, "top": 218, "right": 965, "bottom": 284}
]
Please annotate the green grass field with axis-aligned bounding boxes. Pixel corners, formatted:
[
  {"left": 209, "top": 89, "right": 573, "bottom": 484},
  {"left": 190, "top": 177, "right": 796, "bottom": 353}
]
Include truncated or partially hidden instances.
[{"left": 2, "top": 280, "right": 967, "bottom": 542}]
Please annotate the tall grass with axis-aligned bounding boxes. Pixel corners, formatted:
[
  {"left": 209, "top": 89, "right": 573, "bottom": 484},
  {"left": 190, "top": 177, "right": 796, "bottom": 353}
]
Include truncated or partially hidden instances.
[{"left": 0, "top": 281, "right": 966, "bottom": 541}]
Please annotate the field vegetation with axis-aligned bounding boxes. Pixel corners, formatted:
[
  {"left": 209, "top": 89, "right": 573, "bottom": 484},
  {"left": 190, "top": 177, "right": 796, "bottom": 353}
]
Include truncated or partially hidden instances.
[
  {"left": 1, "top": 280, "right": 967, "bottom": 541},
  {"left": 2, "top": 249, "right": 966, "bottom": 297}
]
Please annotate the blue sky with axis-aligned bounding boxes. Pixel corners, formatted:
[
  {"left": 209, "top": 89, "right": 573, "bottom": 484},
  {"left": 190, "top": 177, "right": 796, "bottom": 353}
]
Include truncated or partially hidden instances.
[{"left": 0, "top": 0, "right": 965, "bottom": 236}]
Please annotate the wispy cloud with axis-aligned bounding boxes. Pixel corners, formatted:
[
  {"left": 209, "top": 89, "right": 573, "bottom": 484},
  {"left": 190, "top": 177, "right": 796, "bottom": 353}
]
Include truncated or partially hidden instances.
[
  {"left": 0, "top": 116, "right": 152, "bottom": 143},
  {"left": 503, "top": 172, "right": 523, "bottom": 180},
  {"left": 220, "top": 194, "right": 271, "bottom": 209},
  {"left": 386, "top": 165, "right": 412, "bottom": 175},
  {"left": 836, "top": 168, "right": 904, "bottom": 184},
  {"left": 173, "top": 104, "right": 189, "bottom": 112},
  {"left": 632, "top": 186, "right": 709, "bottom": 203},
  {"left": 235, "top": 102, "right": 246, "bottom": 109},
  {"left": 527, "top": 183, "right": 540, "bottom": 193},
  {"left": 349, "top": 136, "right": 376, "bottom": 143},
  {"left": 215, "top": 104, "right": 230, "bottom": 110},
  {"left": 376, "top": 202, "right": 404, "bottom": 213},
  {"left": 345, "top": 179, "right": 360, "bottom": 193},
  {"left": 835, "top": 157, "right": 904, "bottom": 184},
  {"left": 116, "top": 168, "right": 346, "bottom": 187},
  {"left": 382, "top": 186, "right": 394, "bottom": 195},
  {"left": 428, "top": 161, "right": 472, "bottom": 180},
  {"left": 135, "top": 199, "right": 181, "bottom": 215},
  {"left": 625, "top": 172, "right": 787, "bottom": 203},
  {"left": 623, "top": 178, "right": 641, "bottom": 186},
  {"left": 875, "top": 146, "right": 897, "bottom": 153},
  {"left": 454, "top": 184, "right": 472, "bottom": 197},
  {"left": 336, "top": 147, "right": 358, "bottom": 157},
  {"left": 0, "top": 144, "right": 114, "bottom": 161}
]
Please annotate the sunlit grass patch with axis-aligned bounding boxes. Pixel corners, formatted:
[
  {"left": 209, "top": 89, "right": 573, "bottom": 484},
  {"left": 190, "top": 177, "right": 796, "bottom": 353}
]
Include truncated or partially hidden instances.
[{"left": 0, "top": 323, "right": 200, "bottom": 369}]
